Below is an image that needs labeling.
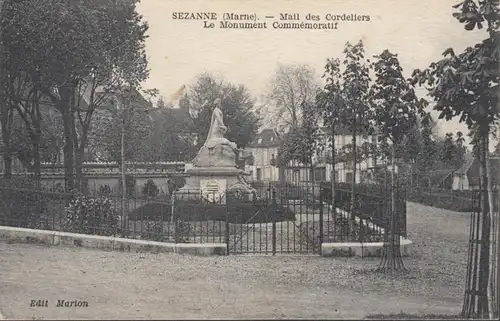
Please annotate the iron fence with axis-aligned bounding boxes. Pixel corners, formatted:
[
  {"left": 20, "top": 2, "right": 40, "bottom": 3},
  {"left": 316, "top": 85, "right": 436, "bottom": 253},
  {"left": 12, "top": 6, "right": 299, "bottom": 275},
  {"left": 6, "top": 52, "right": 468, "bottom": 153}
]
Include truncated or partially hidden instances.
[
  {"left": 0, "top": 179, "right": 405, "bottom": 255},
  {"left": 462, "top": 189, "right": 499, "bottom": 319}
]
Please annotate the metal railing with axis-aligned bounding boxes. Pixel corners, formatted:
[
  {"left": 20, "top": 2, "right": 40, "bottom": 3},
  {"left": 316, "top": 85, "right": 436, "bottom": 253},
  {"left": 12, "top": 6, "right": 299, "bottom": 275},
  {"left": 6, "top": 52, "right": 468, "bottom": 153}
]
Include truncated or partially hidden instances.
[{"left": 0, "top": 180, "right": 405, "bottom": 255}]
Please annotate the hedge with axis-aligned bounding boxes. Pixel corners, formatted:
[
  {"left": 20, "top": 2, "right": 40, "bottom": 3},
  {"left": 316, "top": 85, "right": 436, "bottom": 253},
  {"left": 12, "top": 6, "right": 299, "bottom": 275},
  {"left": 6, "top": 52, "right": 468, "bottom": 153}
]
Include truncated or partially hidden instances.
[
  {"left": 127, "top": 199, "right": 295, "bottom": 224},
  {"left": 406, "top": 188, "right": 475, "bottom": 212}
]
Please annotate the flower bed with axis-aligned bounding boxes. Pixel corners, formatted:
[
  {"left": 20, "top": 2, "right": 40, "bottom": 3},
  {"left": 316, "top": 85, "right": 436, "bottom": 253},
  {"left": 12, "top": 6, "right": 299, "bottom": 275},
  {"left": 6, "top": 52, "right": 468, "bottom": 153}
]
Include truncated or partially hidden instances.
[{"left": 127, "top": 199, "right": 296, "bottom": 223}]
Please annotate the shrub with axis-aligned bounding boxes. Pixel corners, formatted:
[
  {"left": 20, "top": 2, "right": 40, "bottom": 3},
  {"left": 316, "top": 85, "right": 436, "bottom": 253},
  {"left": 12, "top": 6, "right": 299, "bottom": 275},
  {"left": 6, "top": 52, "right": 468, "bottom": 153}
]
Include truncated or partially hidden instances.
[
  {"left": 0, "top": 177, "right": 53, "bottom": 229},
  {"left": 141, "top": 220, "right": 165, "bottom": 241},
  {"left": 64, "top": 195, "right": 119, "bottom": 236},
  {"left": 406, "top": 188, "right": 474, "bottom": 212},
  {"left": 142, "top": 179, "right": 159, "bottom": 199},
  {"left": 167, "top": 176, "right": 186, "bottom": 194},
  {"left": 118, "top": 175, "right": 136, "bottom": 197},
  {"left": 99, "top": 184, "right": 112, "bottom": 197}
]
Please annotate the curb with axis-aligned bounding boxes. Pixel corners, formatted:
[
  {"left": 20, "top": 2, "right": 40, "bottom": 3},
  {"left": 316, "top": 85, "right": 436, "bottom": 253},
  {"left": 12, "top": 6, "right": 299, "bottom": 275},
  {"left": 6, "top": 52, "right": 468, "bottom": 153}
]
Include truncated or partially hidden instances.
[
  {"left": 321, "top": 239, "right": 413, "bottom": 257},
  {"left": 0, "top": 226, "right": 227, "bottom": 256},
  {"left": 322, "top": 205, "right": 413, "bottom": 257}
]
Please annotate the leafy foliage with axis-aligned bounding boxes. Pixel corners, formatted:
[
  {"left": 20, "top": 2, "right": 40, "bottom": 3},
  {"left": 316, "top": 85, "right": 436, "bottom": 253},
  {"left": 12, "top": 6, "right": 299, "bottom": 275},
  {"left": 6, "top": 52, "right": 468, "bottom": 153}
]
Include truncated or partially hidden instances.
[
  {"left": 276, "top": 103, "right": 322, "bottom": 168},
  {"left": 0, "top": 0, "right": 150, "bottom": 189},
  {"left": 411, "top": 0, "right": 499, "bottom": 130},
  {"left": 142, "top": 179, "right": 159, "bottom": 199},
  {"left": 99, "top": 184, "right": 112, "bottom": 197},
  {"left": 262, "top": 63, "right": 320, "bottom": 133},
  {"left": 167, "top": 176, "right": 186, "bottom": 195},
  {"left": 0, "top": 176, "right": 55, "bottom": 229},
  {"left": 64, "top": 194, "right": 119, "bottom": 236},
  {"left": 179, "top": 73, "right": 260, "bottom": 151},
  {"left": 370, "top": 50, "right": 427, "bottom": 155}
]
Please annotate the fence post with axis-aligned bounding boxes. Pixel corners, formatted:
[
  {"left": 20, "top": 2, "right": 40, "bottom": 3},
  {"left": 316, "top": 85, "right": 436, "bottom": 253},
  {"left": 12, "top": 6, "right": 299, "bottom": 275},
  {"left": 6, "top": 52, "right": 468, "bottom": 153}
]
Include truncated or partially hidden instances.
[
  {"left": 319, "top": 186, "right": 324, "bottom": 256},
  {"left": 225, "top": 203, "right": 230, "bottom": 255},
  {"left": 272, "top": 188, "right": 277, "bottom": 256},
  {"left": 174, "top": 214, "right": 179, "bottom": 244}
]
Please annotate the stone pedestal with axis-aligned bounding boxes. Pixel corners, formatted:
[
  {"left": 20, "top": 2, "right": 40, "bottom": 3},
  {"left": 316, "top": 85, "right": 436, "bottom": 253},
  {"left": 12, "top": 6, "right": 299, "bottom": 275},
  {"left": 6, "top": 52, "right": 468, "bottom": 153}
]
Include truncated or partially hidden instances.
[{"left": 175, "top": 167, "right": 244, "bottom": 201}]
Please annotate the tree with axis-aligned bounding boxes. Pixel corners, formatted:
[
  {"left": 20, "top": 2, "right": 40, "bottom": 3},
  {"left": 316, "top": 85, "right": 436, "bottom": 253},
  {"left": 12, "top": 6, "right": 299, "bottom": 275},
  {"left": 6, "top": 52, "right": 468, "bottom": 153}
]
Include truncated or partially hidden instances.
[
  {"left": 439, "top": 131, "right": 468, "bottom": 169},
  {"left": 317, "top": 57, "right": 343, "bottom": 204},
  {"left": 179, "top": 73, "right": 260, "bottom": 152},
  {"left": 442, "top": 132, "right": 456, "bottom": 167},
  {"left": 339, "top": 40, "right": 372, "bottom": 234},
  {"left": 0, "top": 0, "right": 9, "bottom": 178},
  {"left": 454, "top": 131, "right": 467, "bottom": 167},
  {"left": 7, "top": 105, "right": 64, "bottom": 171},
  {"left": 370, "top": 49, "right": 427, "bottom": 272},
  {"left": 142, "top": 179, "right": 159, "bottom": 199},
  {"left": 416, "top": 114, "right": 439, "bottom": 189},
  {"left": 98, "top": 93, "right": 154, "bottom": 163},
  {"left": 144, "top": 99, "right": 197, "bottom": 161},
  {"left": 261, "top": 63, "right": 319, "bottom": 134},
  {"left": 1, "top": 0, "right": 150, "bottom": 191},
  {"left": 411, "top": 0, "right": 499, "bottom": 317}
]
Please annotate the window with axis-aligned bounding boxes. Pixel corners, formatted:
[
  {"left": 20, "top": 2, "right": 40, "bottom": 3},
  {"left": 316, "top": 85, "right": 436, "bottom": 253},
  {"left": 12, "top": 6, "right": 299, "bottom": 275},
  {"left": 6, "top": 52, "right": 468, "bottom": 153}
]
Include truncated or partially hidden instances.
[
  {"left": 258, "top": 138, "right": 262, "bottom": 144},
  {"left": 310, "top": 168, "right": 326, "bottom": 181}
]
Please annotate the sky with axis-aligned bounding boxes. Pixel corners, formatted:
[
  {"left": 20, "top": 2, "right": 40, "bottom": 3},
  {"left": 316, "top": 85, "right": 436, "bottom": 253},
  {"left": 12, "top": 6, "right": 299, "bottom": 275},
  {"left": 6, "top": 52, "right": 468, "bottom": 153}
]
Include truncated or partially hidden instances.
[{"left": 135, "top": 0, "right": 488, "bottom": 144}]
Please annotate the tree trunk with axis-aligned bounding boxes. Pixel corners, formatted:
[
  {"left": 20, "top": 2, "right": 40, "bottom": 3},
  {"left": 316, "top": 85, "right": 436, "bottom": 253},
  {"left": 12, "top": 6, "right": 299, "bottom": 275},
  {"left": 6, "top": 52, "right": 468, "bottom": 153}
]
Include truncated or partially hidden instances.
[
  {"left": 0, "top": 0, "right": 11, "bottom": 179},
  {"left": 485, "top": 136, "right": 495, "bottom": 319},
  {"left": 331, "top": 123, "right": 335, "bottom": 207},
  {"left": 0, "top": 110, "right": 12, "bottom": 178},
  {"left": 57, "top": 89, "right": 75, "bottom": 192},
  {"left": 350, "top": 126, "right": 357, "bottom": 236},
  {"left": 497, "top": 184, "right": 500, "bottom": 319},
  {"left": 74, "top": 124, "right": 89, "bottom": 193},
  {"left": 391, "top": 144, "right": 397, "bottom": 244},
  {"left": 32, "top": 122, "right": 42, "bottom": 188},
  {"left": 120, "top": 104, "right": 127, "bottom": 236},
  {"left": 478, "top": 129, "right": 491, "bottom": 318}
]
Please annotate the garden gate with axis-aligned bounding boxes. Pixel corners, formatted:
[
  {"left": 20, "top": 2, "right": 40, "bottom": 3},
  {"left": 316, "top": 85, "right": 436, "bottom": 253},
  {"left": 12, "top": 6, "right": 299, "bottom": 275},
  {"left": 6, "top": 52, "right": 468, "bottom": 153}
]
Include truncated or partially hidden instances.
[{"left": 225, "top": 187, "right": 325, "bottom": 255}]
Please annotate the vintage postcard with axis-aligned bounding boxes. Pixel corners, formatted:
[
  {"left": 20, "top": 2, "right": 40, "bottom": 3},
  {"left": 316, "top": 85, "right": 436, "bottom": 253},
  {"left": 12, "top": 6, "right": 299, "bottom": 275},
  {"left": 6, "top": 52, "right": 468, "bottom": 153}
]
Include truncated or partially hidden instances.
[{"left": 0, "top": 0, "right": 499, "bottom": 319}]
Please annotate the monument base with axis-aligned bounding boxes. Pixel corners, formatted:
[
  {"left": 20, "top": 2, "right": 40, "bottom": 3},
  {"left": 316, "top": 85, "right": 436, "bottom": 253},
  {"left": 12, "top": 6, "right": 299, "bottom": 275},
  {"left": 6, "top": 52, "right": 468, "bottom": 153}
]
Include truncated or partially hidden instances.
[{"left": 175, "top": 167, "right": 244, "bottom": 201}]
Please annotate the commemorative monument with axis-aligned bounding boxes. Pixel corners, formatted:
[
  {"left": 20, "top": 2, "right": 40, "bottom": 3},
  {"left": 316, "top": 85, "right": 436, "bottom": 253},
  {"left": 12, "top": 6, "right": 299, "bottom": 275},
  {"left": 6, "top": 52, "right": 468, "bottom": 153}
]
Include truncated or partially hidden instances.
[{"left": 176, "top": 98, "right": 256, "bottom": 203}]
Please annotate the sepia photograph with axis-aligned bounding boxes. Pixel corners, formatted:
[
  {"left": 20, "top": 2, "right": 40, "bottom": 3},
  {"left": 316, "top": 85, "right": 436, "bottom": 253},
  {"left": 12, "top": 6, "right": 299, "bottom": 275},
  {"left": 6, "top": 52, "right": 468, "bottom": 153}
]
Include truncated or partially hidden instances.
[{"left": 0, "top": 0, "right": 499, "bottom": 319}]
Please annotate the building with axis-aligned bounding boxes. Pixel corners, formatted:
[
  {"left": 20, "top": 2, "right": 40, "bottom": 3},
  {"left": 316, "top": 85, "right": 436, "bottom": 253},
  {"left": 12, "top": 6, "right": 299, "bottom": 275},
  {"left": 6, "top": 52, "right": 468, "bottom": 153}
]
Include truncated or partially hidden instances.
[
  {"left": 284, "top": 127, "right": 384, "bottom": 184},
  {"left": 451, "top": 156, "right": 499, "bottom": 190},
  {"left": 245, "top": 128, "right": 280, "bottom": 181}
]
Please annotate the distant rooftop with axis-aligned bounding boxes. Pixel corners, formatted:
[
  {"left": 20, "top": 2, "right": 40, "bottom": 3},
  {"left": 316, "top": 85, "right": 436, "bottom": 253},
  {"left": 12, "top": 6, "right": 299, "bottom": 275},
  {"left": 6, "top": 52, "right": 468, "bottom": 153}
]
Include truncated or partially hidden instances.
[{"left": 249, "top": 128, "right": 280, "bottom": 148}]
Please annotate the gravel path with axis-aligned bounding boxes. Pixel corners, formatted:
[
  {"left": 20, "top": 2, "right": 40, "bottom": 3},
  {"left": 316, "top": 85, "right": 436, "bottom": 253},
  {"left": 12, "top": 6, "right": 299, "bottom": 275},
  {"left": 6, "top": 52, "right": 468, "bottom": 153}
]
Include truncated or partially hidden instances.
[{"left": 0, "top": 201, "right": 470, "bottom": 320}]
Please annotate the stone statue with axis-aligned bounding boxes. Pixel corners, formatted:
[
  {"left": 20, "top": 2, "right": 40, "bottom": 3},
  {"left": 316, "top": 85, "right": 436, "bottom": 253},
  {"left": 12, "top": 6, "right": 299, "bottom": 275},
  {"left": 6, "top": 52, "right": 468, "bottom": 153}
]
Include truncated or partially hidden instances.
[{"left": 192, "top": 98, "right": 239, "bottom": 167}]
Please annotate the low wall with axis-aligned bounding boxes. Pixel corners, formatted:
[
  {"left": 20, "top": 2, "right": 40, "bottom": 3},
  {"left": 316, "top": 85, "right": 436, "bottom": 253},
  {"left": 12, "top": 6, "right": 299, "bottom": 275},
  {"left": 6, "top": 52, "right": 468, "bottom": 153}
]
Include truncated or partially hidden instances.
[{"left": 0, "top": 226, "right": 226, "bottom": 256}]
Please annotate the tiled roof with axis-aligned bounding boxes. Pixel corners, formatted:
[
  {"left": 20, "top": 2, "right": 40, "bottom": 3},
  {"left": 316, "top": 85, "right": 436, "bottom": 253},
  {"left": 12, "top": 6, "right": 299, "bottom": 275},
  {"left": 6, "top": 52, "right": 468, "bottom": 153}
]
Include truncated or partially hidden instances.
[
  {"left": 466, "top": 157, "right": 500, "bottom": 186},
  {"left": 249, "top": 128, "right": 280, "bottom": 148},
  {"left": 318, "top": 126, "right": 381, "bottom": 136}
]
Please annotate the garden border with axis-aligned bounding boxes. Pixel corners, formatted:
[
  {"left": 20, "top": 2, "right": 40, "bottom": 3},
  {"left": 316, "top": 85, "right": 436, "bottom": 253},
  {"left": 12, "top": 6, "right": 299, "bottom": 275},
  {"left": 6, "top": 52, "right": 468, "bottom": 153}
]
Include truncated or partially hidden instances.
[{"left": 0, "top": 226, "right": 226, "bottom": 256}]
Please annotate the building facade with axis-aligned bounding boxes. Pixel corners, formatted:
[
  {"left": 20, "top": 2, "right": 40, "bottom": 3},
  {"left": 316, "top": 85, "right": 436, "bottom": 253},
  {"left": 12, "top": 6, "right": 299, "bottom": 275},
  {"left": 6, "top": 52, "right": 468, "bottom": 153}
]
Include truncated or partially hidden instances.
[
  {"left": 245, "top": 128, "right": 280, "bottom": 182},
  {"left": 284, "top": 127, "right": 383, "bottom": 184}
]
